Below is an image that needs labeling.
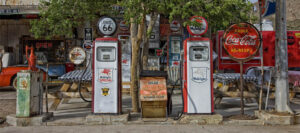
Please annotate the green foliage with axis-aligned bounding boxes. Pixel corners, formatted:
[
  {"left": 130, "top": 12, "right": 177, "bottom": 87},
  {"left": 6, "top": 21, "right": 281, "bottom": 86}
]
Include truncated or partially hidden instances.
[
  {"left": 30, "top": 0, "right": 117, "bottom": 39},
  {"left": 30, "top": 0, "right": 255, "bottom": 39},
  {"left": 165, "top": 0, "right": 255, "bottom": 32}
]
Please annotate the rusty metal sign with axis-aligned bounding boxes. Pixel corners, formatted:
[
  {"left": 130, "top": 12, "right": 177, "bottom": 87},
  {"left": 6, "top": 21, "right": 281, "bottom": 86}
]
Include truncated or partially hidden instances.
[
  {"left": 69, "top": 47, "right": 86, "bottom": 65},
  {"left": 140, "top": 77, "right": 167, "bottom": 101}
]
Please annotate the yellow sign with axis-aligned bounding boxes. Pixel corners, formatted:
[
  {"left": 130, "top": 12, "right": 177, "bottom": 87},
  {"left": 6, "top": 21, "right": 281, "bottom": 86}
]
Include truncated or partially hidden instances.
[
  {"left": 101, "top": 88, "right": 109, "bottom": 96},
  {"left": 295, "top": 33, "right": 300, "bottom": 38}
]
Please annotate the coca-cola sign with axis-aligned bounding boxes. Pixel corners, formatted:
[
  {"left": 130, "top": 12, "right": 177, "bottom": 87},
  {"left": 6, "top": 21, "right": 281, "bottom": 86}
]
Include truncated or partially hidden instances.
[{"left": 223, "top": 22, "right": 261, "bottom": 61}]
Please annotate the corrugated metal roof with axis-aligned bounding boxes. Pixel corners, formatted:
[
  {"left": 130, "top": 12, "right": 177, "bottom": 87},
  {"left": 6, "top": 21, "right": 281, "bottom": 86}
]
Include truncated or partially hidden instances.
[
  {"left": 214, "top": 73, "right": 257, "bottom": 83},
  {"left": 59, "top": 69, "right": 92, "bottom": 82},
  {"left": 0, "top": 5, "right": 39, "bottom": 14},
  {"left": 1, "top": 0, "right": 41, "bottom": 6}
]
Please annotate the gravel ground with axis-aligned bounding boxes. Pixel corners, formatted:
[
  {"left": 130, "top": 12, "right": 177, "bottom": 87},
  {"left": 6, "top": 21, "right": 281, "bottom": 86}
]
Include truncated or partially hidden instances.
[
  {"left": 1, "top": 125, "right": 300, "bottom": 133},
  {"left": 0, "top": 88, "right": 16, "bottom": 128}
]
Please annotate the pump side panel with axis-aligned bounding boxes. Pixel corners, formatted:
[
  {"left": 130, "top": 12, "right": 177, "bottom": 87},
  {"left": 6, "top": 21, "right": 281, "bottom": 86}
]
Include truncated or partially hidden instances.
[
  {"left": 186, "top": 39, "right": 212, "bottom": 113},
  {"left": 16, "top": 72, "right": 31, "bottom": 117}
]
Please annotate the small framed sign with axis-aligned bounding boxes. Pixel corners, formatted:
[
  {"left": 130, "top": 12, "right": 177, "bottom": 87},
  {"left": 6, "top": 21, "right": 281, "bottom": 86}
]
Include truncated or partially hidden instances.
[
  {"left": 119, "top": 20, "right": 129, "bottom": 31},
  {"left": 97, "top": 17, "right": 117, "bottom": 36},
  {"left": 170, "top": 20, "right": 181, "bottom": 32},
  {"left": 84, "top": 28, "right": 93, "bottom": 41}
]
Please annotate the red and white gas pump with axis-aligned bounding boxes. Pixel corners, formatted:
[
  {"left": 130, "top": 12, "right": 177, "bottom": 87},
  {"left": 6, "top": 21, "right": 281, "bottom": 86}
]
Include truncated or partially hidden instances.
[
  {"left": 92, "top": 17, "right": 122, "bottom": 114},
  {"left": 183, "top": 16, "right": 214, "bottom": 114}
]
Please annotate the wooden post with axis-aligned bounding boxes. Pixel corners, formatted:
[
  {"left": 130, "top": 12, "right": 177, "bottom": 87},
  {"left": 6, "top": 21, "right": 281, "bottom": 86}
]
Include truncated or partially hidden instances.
[{"left": 240, "top": 62, "right": 244, "bottom": 115}]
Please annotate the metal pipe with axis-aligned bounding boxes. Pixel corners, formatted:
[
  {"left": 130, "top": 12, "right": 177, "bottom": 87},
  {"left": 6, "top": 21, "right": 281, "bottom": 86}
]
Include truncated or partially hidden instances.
[
  {"left": 265, "top": 69, "right": 272, "bottom": 110},
  {"left": 45, "top": 63, "right": 49, "bottom": 113},
  {"left": 258, "top": 0, "right": 264, "bottom": 111}
]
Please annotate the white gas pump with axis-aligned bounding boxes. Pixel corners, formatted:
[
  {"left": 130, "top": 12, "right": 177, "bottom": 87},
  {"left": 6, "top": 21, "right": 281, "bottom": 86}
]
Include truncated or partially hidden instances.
[
  {"left": 183, "top": 16, "right": 214, "bottom": 114},
  {"left": 92, "top": 17, "right": 121, "bottom": 114},
  {"left": 118, "top": 34, "right": 131, "bottom": 88}
]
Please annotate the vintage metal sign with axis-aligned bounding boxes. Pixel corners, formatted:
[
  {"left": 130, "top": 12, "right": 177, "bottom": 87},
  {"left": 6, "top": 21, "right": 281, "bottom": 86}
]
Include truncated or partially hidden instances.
[
  {"left": 140, "top": 77, "right": 167, "bottom": 101},
  {"left": 119, "top": 20, "right": 129, "bottom": 31},
  {"left": 98, "top": 17, "right": 117, "bottom": 36},
  {"left": 187, "top": 16, "right": 208, "bottom": 36},
  {"left": 98, "top": 68, "right": 113, "bottom": 83},
  {"left": 170, "top": 20, "right": 180, "bottom": 32},
  {"left": 192, "top": 67, "right": 208, "bottom": 83},
  {"left": 69, "top": 47, "right": 86, "bottom": 65},
  {"left": 101, "top": 87, "right": 110, "bottom": 96},
  {"left": 259, "top": 0, "right": 276, "bottom": 17},
  {"left": 223, "top": 22, "right": 261, "bottom": 61}
]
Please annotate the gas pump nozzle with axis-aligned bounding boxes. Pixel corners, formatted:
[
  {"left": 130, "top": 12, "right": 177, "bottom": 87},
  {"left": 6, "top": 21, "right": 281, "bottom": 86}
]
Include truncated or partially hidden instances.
[{"left": 25, "top": 45, "right": 38, "bottom": 71}]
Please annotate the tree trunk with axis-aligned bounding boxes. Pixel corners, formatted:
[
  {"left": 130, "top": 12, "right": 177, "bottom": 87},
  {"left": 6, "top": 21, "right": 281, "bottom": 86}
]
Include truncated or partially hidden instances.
[
  {"left": 142, "top": 13, "right": 158, "bottom": 70},
  {"left": 130, "top": 13, "right": 146, "bottom": 112}
]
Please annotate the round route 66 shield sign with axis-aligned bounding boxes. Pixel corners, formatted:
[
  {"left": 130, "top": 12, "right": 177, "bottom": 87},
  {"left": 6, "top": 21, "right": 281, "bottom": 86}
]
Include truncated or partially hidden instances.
[{"left": 98, "top": 17, "right": 117, "bottom": 36}]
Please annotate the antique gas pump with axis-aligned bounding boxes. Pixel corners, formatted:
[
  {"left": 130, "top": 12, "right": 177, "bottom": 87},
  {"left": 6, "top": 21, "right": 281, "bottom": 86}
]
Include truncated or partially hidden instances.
[
  {"left": 92, "top": 17, "right": 122, "bottom": 114},
  {"left": 118, "top": 33, "right": 131, "bottom": 90},
  {"left": 168, "top": 36, "right": 182, "bottom": 67},
  {"left": 168, "top": 20, "right": 182, "bottom": 67},
  {"left": 16, "top": 45, "right": 43, "bottom": 117},
  {"left": 183, "top": 16, "right": 214, "bottom": 114}
]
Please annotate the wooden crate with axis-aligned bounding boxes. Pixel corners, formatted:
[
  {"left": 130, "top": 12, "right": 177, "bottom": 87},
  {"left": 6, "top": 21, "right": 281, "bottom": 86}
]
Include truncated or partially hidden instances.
[
  {"left": 141, "top": 101, "right": 167, "bottom": 118},
  {"left": 139, "top": 77, "right": 167, "bottom": 118}
]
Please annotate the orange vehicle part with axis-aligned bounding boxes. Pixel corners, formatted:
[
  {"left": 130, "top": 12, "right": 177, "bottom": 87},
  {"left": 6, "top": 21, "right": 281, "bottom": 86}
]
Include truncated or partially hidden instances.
[
  {"left": 0, "top": 66, "right": 47, "bottom": 88},
  {"left": 0, "top": 66, "right": 28, "bottom": 87}
]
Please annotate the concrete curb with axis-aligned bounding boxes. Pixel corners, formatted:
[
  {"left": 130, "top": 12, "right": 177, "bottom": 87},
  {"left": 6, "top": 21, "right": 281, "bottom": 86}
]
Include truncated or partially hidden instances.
[
  {"left": 255, "top": 110, "right": 295, "bottom": 125},
  {"left": 223, "top": 119, "right": 264, "bottom": 126},
  {"left": 178, "top": 114, "right": 223, "bottom": 125},
  {"left": 6, "top": 113, "right": 53, "bottom": 126},
  {"left": 85, "top": 114, "right": 129, "bottom": 125}
]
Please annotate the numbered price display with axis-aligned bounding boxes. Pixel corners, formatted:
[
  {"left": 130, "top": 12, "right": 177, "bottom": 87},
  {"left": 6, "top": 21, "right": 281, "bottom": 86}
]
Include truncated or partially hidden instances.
[{"left": 98, "top": 17, "right": 117, "bottom": 36}]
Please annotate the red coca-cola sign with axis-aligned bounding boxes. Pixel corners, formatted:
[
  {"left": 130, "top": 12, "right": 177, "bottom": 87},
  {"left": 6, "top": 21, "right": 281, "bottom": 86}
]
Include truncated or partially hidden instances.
[{"left": 223, "top": 22, "right": 261, "bottom": 61}]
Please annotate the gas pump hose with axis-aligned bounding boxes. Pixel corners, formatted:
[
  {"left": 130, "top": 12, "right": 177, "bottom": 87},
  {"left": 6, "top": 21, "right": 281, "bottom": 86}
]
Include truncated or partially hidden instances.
[
  {"left": 78, "top": 57, "right": 92, "bottom": 102},
  {"left": 173, "top": 78, "right": 184, "bottom": 120},
  {"left": 173, "top": 54, "right": 184, "bottom": 120}
]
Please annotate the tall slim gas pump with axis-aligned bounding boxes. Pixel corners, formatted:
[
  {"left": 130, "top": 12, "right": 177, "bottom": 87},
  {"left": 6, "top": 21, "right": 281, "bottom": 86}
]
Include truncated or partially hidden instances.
[
  {"left": 118, "top": 33, "right": 131, "bottom": 90},
  {"left": 183, "top": 16, "right": 214, "bottom": 114},
  {"left": 168, "top": 36, "right": 182, "bottom": 67},
  {"left": 92, "top": 17, "right": 122, "bottom": 114}
]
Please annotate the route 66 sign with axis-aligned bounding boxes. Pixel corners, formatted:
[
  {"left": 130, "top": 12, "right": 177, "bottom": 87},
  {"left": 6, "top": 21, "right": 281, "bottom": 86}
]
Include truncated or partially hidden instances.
[{"left": 98, "top": 17, "right": 117, "bottom": 36}]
